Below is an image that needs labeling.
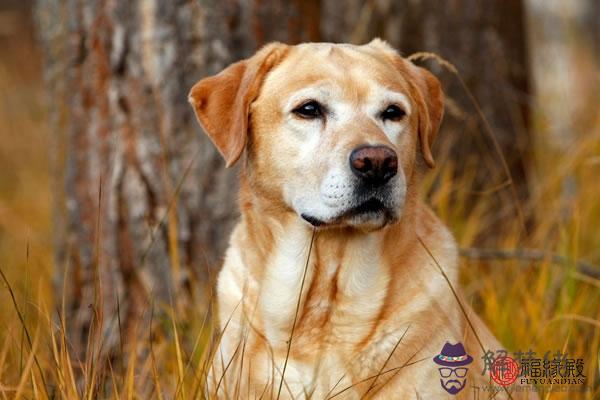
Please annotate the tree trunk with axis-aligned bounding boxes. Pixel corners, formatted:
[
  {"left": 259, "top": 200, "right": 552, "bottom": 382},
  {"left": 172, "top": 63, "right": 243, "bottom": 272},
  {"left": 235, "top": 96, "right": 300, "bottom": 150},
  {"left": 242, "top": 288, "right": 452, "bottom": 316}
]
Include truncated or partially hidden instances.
[
  {"left": 36, "top": 0, "right": 320, "bottom": 359},
  {"left": 36, "top": 0, "right": 529, "bottom": 359}
]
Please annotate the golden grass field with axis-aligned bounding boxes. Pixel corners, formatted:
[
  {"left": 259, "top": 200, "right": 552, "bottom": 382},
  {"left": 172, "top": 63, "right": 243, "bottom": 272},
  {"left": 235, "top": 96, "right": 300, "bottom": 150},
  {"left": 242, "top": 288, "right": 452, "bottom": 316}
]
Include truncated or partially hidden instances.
[{"left": 0, "top": 7, "right": 599, "bottom": 400}]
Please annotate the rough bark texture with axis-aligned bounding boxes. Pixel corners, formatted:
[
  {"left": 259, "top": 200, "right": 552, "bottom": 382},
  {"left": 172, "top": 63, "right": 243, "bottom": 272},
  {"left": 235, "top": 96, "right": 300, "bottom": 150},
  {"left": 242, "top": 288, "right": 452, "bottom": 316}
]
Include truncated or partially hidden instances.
[
  {"left": 36, "top": 0, "right": 530, "bottom": 357},
  {"left": 36, "top": 0, "right": 321, "bottom": 358}
]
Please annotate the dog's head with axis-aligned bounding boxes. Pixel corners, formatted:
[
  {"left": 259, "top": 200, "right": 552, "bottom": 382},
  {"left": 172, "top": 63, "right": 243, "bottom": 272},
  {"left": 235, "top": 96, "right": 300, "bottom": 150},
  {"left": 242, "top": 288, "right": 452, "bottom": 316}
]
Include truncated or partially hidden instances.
[{"left": 189, "top": 40, "right": 443, "bottom": 231}]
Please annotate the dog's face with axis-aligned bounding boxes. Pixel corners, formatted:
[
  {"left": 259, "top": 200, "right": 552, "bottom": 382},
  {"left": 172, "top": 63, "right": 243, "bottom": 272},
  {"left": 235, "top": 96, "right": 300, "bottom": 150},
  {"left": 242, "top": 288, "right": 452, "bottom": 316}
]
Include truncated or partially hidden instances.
[{"left": 189, "top": 40, "right": 443, "bottom": 231}]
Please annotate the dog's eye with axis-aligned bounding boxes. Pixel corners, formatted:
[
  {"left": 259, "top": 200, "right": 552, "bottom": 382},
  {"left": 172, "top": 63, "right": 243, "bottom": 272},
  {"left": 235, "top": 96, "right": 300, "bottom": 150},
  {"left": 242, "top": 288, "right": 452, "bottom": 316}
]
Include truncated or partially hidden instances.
[
  {"left": 293, "top": 101, "right": 323, "bottom": 119},
  {"left": 381, "top": 105, "right": 406, "bottom": 121}
]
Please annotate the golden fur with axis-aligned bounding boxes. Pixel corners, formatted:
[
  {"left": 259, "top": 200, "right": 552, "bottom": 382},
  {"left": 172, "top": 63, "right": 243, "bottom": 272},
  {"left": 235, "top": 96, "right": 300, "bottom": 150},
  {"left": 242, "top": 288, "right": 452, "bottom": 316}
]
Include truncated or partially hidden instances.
[{"left": 189, "top": 40, "right": 534, "bottom": 399}]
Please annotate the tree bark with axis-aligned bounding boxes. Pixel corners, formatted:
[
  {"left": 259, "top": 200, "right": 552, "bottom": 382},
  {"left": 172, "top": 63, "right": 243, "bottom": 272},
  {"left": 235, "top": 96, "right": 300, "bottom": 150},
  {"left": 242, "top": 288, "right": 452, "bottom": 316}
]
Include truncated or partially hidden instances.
[
  {"left": 36, "top": 0, "right": 320, "bottom": 359},
  {"left": 36, "top": 0, "right": 530, "bottom": 360}
]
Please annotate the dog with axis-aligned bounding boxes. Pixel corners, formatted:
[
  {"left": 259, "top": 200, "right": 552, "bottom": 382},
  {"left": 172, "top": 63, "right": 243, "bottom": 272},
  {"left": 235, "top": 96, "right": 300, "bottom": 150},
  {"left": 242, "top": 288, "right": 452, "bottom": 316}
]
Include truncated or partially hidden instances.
[{"left": 189, "top": 39, "right": 534, "bottom": 399}]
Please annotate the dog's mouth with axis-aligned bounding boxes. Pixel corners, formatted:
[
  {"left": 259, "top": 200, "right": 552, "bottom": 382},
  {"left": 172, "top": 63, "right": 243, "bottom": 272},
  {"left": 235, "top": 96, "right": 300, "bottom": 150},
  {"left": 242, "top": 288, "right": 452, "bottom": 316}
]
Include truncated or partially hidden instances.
[
  {"left": 301, "top": 198, "right": 396, "bottom": 228},
  {"left": 300, "top": 213, "right": 326, "bottom": 227},
  {"left": 346, "top": 198, "right": 386, "bottom": 216}
]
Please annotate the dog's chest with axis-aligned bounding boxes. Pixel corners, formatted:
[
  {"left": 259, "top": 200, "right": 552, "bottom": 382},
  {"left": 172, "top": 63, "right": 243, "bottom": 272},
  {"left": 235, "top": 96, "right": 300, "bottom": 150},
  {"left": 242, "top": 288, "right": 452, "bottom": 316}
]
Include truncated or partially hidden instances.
[{"left": 257, "top": 232, "right": 390, "bottom": 350}]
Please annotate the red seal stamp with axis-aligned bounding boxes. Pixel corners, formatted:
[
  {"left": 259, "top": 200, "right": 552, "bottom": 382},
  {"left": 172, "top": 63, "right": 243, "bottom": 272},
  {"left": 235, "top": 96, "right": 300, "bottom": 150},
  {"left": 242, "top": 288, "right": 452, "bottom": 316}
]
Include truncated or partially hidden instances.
[{"left": 490, "top": 356, "right": 519, "bottom": 386}]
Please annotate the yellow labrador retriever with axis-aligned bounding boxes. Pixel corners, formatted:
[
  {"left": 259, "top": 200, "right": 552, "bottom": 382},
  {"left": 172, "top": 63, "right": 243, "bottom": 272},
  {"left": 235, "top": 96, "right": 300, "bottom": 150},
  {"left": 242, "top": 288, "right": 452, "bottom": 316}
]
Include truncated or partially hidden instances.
[{"left": 189, "top": 40, "right": 533, "bottom": 399}]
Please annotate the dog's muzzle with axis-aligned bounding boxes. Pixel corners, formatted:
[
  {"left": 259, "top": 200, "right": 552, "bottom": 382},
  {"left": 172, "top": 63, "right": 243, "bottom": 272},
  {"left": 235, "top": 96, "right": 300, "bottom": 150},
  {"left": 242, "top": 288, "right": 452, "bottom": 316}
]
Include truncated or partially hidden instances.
[{"left": 300, "top": 144, "right": 402, "bottom": 228}]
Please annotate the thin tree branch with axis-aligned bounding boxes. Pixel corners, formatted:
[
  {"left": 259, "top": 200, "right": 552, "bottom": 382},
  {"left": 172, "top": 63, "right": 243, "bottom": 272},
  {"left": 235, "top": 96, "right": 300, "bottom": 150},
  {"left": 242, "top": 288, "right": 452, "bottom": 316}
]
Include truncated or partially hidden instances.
[{"left": 459, "top": 247, "right": 600, "bottom": 279}]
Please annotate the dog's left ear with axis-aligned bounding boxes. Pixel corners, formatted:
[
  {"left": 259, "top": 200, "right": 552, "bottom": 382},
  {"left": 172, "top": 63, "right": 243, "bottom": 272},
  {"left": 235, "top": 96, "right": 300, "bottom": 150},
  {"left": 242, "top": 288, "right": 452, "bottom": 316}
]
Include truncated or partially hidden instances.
[
  {"left": 188, "top": 43, "right": 289, "bottom": 167},
  {"left": 367, "top": 39, "right": 444, "bottom": 168},
  {"left": 407, "top": 63, "right": 444, "bottom": 168}
]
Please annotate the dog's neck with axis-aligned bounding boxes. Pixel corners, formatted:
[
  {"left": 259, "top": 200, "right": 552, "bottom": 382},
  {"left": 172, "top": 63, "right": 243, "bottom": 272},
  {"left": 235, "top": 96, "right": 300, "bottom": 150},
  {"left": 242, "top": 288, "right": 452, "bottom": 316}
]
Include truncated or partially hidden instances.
[{"left": 235, "top": 176, "right": 426, "bottom": 289}]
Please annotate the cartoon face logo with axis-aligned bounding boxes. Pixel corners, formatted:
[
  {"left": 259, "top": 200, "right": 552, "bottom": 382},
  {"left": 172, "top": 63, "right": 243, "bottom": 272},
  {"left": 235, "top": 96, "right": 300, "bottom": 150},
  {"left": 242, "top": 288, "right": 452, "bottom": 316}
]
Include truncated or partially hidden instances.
[{"left": 433, "top": 342, "right": 473, "bottom": 395}]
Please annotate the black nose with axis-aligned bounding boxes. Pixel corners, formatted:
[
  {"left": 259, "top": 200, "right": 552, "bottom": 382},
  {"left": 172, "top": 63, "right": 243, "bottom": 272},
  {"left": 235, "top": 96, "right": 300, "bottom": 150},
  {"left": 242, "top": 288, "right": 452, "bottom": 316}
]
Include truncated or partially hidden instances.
[{"left": 349, "top": 145, "right": 398, "bottom": 184}]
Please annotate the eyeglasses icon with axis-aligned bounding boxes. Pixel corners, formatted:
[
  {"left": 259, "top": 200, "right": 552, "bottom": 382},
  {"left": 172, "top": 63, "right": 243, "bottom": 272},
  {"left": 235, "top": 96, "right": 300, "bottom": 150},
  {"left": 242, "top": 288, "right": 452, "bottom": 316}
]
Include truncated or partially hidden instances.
[{"left": 438, "top": 367, "right": 468, "bottom": 378}]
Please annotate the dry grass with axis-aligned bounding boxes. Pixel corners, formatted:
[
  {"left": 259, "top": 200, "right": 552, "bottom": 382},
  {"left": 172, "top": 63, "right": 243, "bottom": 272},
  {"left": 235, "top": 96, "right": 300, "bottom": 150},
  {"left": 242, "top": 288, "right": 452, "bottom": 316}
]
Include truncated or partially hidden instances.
[{"left": 0, "top": 6, "right": 599, "bottom": 400}]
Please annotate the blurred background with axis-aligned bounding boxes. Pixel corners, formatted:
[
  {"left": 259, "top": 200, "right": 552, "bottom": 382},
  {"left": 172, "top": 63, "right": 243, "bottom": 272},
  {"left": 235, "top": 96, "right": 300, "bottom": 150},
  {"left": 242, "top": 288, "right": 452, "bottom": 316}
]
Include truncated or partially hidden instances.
[{"left": 0, "top": 0, "right": 598, "bottom": 398}]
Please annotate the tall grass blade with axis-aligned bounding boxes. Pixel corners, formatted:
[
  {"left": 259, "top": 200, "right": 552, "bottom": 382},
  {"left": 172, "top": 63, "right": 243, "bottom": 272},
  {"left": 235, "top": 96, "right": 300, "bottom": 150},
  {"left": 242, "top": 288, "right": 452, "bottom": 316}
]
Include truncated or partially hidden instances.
[{"left": 276, "top": 227, "right": 317, "bottom": 399}]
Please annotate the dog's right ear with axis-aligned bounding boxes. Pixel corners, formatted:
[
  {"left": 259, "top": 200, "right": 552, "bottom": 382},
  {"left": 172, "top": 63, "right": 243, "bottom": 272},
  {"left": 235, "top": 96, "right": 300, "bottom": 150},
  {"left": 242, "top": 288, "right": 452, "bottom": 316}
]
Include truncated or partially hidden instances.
[{"left": 188, "top": 43, "right": 289, "bottom": 167}]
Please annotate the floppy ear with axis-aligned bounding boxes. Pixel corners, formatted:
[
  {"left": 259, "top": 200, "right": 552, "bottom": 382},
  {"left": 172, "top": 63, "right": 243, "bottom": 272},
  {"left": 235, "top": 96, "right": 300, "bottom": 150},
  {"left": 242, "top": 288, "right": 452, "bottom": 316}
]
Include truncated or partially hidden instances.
[
  {"left": 407, "top": 63, "right": 444, "bottom": 168},
  {"left": 367, "top": 39, "right": 444, "bottom": 168},
  {"left": 188, "top": 43, "right": 288, "bottom": 167}
]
